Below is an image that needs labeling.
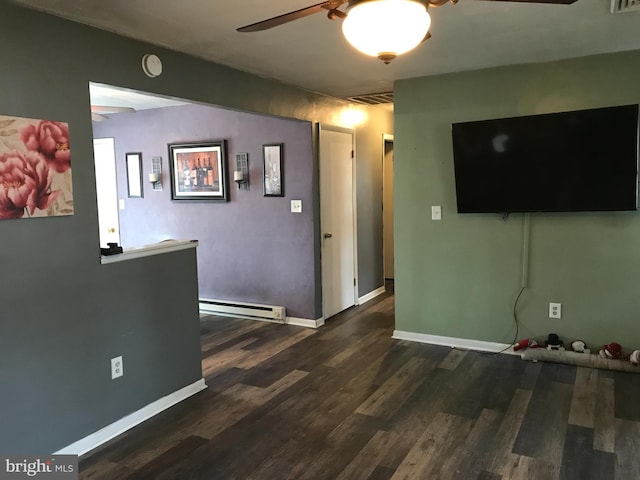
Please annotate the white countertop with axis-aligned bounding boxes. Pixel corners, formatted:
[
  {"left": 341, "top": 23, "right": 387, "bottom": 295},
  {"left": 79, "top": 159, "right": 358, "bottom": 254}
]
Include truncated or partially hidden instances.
[{"left": 100, "top": 239, "right": 198, "bottom": 264}]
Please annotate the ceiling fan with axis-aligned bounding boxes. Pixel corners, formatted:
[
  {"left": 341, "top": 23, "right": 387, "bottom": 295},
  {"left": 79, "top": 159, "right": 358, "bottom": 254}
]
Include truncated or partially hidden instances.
[
  {"left": 237, "top": 0, "right": 577, "bottom": 63},
  {"left": 91, "top": 105, "right": 136, "bottom": 122}
]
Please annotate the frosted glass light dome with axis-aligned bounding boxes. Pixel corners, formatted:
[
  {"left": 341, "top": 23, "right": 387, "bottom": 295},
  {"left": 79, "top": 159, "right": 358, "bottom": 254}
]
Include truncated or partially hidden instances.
[{"left": 342, "top": 0, "right": 431, "bottom": 63}]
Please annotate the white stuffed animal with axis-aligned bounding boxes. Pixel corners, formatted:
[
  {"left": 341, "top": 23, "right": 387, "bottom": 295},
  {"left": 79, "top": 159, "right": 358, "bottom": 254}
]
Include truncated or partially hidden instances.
[{"left": 571, "top": 340, "right": 591, "bottom": 354}]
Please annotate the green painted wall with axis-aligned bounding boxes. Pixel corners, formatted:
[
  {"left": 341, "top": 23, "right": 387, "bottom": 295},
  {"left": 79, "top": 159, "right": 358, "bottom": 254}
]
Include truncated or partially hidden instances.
[{"left": 394, "top": 50, "right": 640, "bottom": 350}]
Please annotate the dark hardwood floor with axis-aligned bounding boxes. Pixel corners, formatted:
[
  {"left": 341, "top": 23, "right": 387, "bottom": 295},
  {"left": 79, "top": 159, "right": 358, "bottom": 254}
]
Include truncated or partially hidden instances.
[{"left": 79, "top": 288, "right": 640, "bottom": 479}]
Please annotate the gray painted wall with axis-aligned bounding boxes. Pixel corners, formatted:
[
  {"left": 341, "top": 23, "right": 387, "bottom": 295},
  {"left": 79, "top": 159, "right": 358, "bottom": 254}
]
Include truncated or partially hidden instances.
[
  {"left": 0, "top": 2, "right": 390, "bottom": 452},
  {"left": 394, "top": 50, "right": 640, "bottom": 349},
  {"left": 93, "top": 103, "right": 316, "bottom": 319}
]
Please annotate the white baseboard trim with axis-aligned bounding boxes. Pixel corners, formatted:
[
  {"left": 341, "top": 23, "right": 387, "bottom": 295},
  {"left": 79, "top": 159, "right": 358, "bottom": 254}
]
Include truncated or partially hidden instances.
[
  {"left": 392, "top": 330, "right": 519, "bottom": 355},
  {"left": 358, "top": 286, "right": 386, "bottom": 305},
  {"left": 286, "top": 316, "right": 325, "bottom": 328},
  {"left": 55, "top": 378, "right": 207, "bottom": 457}
]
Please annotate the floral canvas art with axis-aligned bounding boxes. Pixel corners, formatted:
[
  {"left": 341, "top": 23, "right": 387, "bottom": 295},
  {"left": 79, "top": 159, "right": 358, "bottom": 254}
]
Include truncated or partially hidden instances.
[{"left": 0, "top": 114, "right": 73, "bottom": 220}]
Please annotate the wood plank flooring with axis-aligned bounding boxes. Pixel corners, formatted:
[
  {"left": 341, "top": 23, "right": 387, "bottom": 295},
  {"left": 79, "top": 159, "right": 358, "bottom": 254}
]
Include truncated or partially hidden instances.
[{"left": 79, "top": 288, "right": 640, "bottom": 479}]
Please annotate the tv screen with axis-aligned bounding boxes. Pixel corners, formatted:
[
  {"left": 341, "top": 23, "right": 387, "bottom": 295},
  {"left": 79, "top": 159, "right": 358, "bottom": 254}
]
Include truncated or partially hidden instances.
[{"left": 452, "top": 104, "right": 639, "bottom": 213}]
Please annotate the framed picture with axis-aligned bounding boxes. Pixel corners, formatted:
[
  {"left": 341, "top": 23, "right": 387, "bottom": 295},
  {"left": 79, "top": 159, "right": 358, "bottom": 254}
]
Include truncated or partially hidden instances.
[
  {"left": 263, "top": 143, "right": 283, "bottom": 197},
  {"left": 126, "top": 152, "right": 143, "bottom": 198},
  {"left": 168, "top": 141, "right": 228, "bottom": 201}
]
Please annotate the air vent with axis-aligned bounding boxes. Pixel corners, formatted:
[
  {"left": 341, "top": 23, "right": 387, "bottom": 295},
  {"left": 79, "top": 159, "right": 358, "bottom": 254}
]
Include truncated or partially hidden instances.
[
  {"left": 348, "top": 92, "right": 394, "bottom": 105},
  {"left": 611, "top": 0, "right": 640, "bottom": 13}
]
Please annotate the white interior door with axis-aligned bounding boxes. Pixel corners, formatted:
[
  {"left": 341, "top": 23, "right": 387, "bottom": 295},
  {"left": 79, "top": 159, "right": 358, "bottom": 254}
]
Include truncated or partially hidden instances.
[
  {"left": 320, "top": 126, "right": 356, "bottom": 319},
  {"left": 383, "top": 136, "right": 394, "bottom": 279},
  {"left": 93, "top": 138, "right": 121, "bottom": 247}
]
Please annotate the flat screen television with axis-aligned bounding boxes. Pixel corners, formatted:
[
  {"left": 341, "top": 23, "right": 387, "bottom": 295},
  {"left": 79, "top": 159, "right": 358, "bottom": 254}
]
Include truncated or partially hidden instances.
[{"left": 451, "top": 104, "right": 639, "bottom": 213}]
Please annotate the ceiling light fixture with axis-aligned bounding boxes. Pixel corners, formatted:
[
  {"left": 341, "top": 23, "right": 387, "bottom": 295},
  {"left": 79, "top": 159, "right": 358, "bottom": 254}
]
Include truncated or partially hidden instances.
[{"left": 341, "top": 0, "right": 431, "bottom": 64}]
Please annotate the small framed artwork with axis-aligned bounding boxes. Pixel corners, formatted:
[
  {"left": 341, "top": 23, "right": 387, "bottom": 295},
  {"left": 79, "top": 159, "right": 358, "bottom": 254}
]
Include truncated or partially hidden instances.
[
  {"left": 126, "top": 152, "right": 143, "bottom": 198},
  {"left": 168, "top": 141, "right": 228, "bottom": 201},
  {"left": 263, "top": 143, "right": 283, "bottom": 197}
]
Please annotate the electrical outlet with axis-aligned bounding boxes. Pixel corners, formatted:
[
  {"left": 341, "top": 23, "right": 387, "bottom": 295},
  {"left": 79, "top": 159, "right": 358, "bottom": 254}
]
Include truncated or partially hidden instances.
[
  {"left": 111, "top": 356, "right": 123, "bottom": 379},
  {"left": 549, "top": 302, "right": 562, "bottom": 319}
]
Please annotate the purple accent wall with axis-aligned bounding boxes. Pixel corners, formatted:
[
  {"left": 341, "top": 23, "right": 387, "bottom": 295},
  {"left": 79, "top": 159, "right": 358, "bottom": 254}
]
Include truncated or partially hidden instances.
[{"left": 93, "top": 103, "right": 317, "bottom": 319}]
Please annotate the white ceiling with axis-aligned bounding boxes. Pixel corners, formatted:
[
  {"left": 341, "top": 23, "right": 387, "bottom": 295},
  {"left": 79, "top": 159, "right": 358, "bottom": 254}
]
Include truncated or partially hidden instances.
[
  {"left": 11, "top": 0, "right": 640, "bottom": 99},
  {"left": 89, "top": 83, "right": 189, "bottom": 110}
]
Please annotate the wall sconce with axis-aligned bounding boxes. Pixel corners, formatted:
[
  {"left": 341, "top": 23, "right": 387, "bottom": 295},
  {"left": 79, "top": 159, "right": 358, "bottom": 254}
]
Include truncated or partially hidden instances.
[
  {"left": 235, "top": 152, "right": 249, "bottom": 190},
  {"left": 234, "top": 170, "right": 246, "bottom": 188},
  {"left": 150, "top": 156, "right": 163, "bottom": 191}
]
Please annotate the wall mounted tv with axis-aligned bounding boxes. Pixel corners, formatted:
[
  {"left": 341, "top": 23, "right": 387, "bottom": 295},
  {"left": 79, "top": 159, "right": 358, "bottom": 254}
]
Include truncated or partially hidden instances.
[{"left": 452, "top": 104, "right": 639, "bottom": 213}]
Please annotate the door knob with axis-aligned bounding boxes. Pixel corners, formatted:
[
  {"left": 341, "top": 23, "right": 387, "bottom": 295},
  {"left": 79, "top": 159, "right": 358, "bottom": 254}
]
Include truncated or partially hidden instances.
[{"left": 324, "top": 233, "right": 333, "bottom": 239}]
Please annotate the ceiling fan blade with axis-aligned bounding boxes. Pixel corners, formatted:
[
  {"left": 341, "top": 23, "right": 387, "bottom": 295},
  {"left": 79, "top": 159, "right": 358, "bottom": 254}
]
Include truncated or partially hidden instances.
[
  {"left": 477, "top": 0, "right": 577, "bottom": 4},
  {"left": 237, "top": 1, "right": 338, "bottom": 32},
  {"left": 91, "top": 112, "right": 108, "bottom": 122},
  {"left": 421, "top": 31, "right": 432, "bottom": 44}
]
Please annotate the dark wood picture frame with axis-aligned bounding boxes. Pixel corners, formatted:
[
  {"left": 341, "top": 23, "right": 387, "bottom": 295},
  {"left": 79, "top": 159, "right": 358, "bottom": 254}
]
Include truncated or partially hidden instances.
[
  {"left": 263, "top": 143, "right": 283, "bottom": 197},
  {"left": 168, "top": 140, "right": 228, "bottom": 201},
  {"left": 126, "top": 152, "right": 143, "bottom": 198}
]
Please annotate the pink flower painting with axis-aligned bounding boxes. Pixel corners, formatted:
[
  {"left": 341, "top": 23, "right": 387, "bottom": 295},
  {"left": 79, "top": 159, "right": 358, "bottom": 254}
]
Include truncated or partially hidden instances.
[
  {"left": 0, "top": 114, "right": 73, "bottom": 220},
  {"left": 0, "top": 151, "right": 59, "bottom": 219},
  {"left": 20, "top": 120, "right": 71, "bottom": 173}
]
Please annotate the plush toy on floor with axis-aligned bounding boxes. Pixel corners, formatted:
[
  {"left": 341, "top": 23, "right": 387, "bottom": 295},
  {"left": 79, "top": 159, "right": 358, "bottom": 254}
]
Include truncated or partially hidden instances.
[
  {"left": 571, "top": 340, "right": 591, "bottom": 354},
  {"left": 546, "top": 333, "right": 565, "bottom": 351},
  {"left": 514, "top": 338, "right": 539, "bottom": 351},
  {"left": 599, "top": 342, "right": 623, "bottom": 360}
]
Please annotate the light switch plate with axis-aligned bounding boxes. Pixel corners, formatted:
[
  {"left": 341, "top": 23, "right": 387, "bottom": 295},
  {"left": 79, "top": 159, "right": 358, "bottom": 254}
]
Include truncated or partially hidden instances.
[
  {"left": 291, "top": 200, "right": 302, "bottom": 213},
  {"left": 431, "top": 206, "right": 442, "bottom": 220}
]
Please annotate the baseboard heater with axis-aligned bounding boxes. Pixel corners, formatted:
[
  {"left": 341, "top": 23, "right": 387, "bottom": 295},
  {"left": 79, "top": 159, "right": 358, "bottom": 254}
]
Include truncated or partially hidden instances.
[{"left": 199, "top": 298, "right": 286, "bottom": 322}]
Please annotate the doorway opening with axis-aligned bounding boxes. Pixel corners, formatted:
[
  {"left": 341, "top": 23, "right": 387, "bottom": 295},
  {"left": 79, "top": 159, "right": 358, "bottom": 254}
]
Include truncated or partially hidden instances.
[
  {"left": 383, "top": 134, "right": 394, "bottom": 282},
  {"left": 93, "top": 137, "right": 119, "bottom": 248},
  {"left": 89, "top": 82, "right": 320, "bottom": 324}
]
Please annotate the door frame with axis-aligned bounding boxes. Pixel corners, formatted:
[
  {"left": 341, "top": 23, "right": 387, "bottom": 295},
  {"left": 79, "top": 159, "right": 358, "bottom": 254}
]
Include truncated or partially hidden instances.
[
  {"left": 382, "top": 133, "right": 394, "bottom": 280},
  {"left": 319, "top": 124, "right": 358, "bottom": 319}
]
